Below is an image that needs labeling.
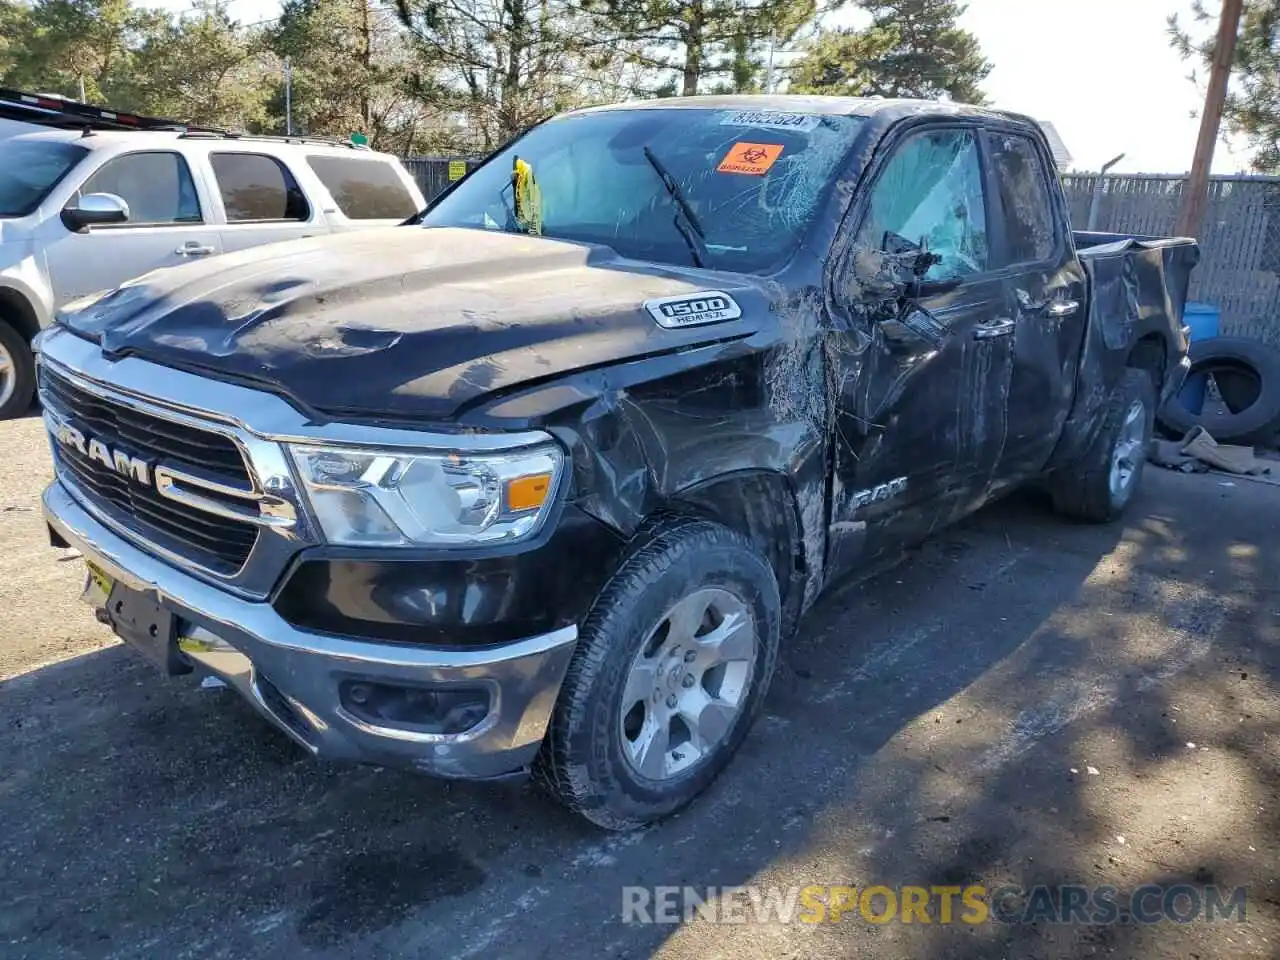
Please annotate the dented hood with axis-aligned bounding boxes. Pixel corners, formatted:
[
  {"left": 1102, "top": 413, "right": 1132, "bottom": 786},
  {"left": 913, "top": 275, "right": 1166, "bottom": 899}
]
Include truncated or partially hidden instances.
[{"left": 60, "top": 226, "right": 763, "bottom": 421}]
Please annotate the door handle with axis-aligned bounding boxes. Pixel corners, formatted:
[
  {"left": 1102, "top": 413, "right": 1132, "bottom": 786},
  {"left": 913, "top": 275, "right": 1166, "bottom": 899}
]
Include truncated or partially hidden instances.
[
  {"left": 973, "top": 317, "right": 1015, "bottom": 339},
  {"left": 175, "top": 242, "right": 215, "bottom": 257},
  {"left": 1017, "top": 288, "right": 1079, "bottom": 318}
]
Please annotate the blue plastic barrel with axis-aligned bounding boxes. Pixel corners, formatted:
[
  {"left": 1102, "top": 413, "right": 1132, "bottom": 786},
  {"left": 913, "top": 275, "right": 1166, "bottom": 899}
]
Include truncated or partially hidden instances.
[{"left": 1176, "top": 302, "right": 1221, "bottom": 415}]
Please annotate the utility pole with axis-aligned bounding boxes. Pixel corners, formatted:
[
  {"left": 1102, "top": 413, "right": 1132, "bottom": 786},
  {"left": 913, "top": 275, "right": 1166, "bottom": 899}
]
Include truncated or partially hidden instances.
[
  {"left": 766, "top": 29, "right": 776, "bottom": 94},
  {"left": 1176, "top": 0, "right": 1244, "bottom": 238},
  {"left": 1086, "top": 152, "right": 1126, "bottom": 231},
  {"left": 284, "top": 57, "right": 293, "bottom": 136}
]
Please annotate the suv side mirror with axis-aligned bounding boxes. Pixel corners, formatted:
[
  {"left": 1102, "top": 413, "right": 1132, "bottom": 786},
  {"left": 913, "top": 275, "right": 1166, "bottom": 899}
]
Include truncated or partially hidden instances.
[{"left": 61, "top": 192, "right": 130, "bottom": 232}]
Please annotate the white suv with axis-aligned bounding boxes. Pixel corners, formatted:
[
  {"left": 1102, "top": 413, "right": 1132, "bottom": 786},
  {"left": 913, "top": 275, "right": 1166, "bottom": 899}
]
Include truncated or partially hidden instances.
[{"left": 0, "top": 124, "right": 426, "bottom": 418}]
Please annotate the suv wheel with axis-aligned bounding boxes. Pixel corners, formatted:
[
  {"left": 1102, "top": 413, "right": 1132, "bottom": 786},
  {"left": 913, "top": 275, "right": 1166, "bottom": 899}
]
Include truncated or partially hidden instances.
[
  {"left": 534, "top": 516, "right": 781, "bottom": 830},
  {"left": 1049, "top": 367, "right": 1155, "bottom": 523},
  {"left": 0, "top": 321, "right": 35, "bottom": 420}
]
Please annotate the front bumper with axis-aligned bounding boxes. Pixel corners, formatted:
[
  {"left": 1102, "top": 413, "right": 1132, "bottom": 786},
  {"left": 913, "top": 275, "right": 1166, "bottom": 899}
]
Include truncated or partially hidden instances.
[{"left": 44, "top": 480, "right": 579, "bottom": 780}]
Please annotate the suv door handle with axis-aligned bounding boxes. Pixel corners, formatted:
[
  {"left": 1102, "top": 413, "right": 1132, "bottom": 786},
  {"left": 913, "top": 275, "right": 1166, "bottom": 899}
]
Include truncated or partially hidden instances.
[
  {"left": 1044, "top": 299, "right": 1080, "bottom": 318},
  {"left": 973, "top": 317, "right": 1015, "bottom": 339},
  {"left": 175, "top": 242, "right": 215, "bottom": 257}
]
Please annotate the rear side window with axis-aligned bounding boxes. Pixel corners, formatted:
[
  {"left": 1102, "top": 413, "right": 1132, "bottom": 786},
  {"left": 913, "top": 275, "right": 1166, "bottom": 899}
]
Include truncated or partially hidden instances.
[
  {"left": 305, "top": 155, "right": 418, "bottom": 220},
  {"left": 210, "top": 152, "right": 310, "bottom": 222},
  {"left": 79, "top": 152, "right": 201, "bottom": 225},
  {"left": 988, "top": 133, "right": 1056, "bottom": 264}
]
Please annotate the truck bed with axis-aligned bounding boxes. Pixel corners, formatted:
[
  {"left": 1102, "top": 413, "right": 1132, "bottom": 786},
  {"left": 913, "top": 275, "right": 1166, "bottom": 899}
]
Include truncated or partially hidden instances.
[{"left": 1072, "top": 230, "right": 1201, "bottom": 351}]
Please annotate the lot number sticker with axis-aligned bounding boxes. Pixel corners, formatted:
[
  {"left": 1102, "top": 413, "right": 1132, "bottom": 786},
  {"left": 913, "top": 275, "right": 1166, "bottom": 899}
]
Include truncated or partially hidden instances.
[
  {"left": 448, "top": 160, "right": 467, "bottom": 180},
  {"left": 719, "top": 110, "right": 820, "bottom": 132},
  {"left": 645, "top": 291, "right": 743, "bottom": 329},
  {"left": 717, "top": 142, "right": 784, "bottom": 176}
]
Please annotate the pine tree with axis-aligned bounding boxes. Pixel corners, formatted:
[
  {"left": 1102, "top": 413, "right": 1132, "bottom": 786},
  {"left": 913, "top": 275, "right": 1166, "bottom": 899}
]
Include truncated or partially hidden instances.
[
  {"left": 582, "top": 0, "right": 821, "bottom": 97},
  {"left": 1170, "top": 0, "right": 1280, "bottom": 172},
  {"left": 790, "top": 0, "right": 991, "bottom": 104}
]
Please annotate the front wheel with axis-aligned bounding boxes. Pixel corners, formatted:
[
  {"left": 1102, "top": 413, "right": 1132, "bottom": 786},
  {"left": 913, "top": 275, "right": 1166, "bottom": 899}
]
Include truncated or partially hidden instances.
[
  {"left": 1049, "top": 368, "right": 1155, "bottom": 523},
  {"left": 0, "top": 320, "right": 35, "bottom": 420},
  {"left": 534, "top": 517, "right": 781, "bottom": 830}
]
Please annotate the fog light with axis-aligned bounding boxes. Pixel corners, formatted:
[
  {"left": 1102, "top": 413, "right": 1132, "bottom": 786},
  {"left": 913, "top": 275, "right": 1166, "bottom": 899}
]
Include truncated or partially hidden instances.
[{"left": 339, "top": 680, "right": 490, "bottom": 735}]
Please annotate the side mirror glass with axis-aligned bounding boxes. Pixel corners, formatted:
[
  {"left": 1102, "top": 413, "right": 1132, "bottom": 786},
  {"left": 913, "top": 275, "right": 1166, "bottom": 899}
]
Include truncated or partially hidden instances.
[{"left": 61, "top": 192, "right": 130, "bottom": 232}]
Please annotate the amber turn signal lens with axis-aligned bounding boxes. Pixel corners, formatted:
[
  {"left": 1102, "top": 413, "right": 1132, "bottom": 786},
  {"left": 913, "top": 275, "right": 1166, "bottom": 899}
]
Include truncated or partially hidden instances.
[{"left": 506, "top": 473, "right": 552, "bottom": 512}]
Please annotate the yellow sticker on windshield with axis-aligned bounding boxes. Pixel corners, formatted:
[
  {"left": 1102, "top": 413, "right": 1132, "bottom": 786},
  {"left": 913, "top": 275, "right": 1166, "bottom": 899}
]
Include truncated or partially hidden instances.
[{"left": 717, "top": 142, "right": 784, "bottom": 176}]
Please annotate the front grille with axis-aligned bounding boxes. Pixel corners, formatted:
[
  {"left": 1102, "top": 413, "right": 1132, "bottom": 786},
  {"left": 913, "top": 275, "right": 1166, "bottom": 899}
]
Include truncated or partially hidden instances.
[{"left": 41, "top": 367, "right": 259, "bottom": 574}]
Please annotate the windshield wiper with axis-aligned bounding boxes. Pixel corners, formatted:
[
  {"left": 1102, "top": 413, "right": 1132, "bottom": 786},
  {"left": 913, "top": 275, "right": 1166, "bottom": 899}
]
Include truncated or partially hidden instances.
[{"left": 643, "top": 146, "right": 708, "bottom": 268}]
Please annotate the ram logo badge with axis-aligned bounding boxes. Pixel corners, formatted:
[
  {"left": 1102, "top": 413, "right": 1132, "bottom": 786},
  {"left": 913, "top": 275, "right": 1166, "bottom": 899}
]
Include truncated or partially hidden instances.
[
  {"left": 851, "top": 476, "right": 907, "bottom": 511},
  {"left": 645, "top": 291, "right": 743, "bottom": 329},
  {"left": 54, "top": 421, "right": 152, "bottom": 485}
]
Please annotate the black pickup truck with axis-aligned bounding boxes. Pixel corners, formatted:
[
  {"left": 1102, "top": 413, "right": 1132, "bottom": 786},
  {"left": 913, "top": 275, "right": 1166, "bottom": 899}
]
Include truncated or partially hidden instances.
[{"left": 37, "top": 96, "right": 1198, "bottom": 829}]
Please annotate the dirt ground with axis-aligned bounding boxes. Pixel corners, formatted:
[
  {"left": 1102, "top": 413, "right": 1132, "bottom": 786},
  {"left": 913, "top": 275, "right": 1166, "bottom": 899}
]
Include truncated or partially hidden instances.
[{"left": 1, "top": 408, "right": 1277, "bottom": 960}]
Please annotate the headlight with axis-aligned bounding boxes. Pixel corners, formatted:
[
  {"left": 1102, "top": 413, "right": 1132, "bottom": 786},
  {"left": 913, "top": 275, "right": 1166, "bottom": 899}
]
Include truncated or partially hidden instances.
[{"left": 288, "top": 442, "right": 564, "bottom": 547}]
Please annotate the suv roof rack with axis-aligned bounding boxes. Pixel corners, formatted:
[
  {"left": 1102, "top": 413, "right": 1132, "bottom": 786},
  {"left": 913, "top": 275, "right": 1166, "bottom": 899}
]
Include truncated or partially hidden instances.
[
  {"left": 0, "top": 86, "right": 207, "bottom": 132},
  {"left": 176, "top": 130, "right": 370, "bottom": 150},
  {"left": 0, "top": 87, "right": 370, "bottom": 149}
]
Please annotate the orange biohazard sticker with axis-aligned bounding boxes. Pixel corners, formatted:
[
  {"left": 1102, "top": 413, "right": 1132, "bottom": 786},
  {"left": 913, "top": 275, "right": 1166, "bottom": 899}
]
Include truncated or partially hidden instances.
[{"left": 717, "top": 142, "right": 784, "bottom": 175}]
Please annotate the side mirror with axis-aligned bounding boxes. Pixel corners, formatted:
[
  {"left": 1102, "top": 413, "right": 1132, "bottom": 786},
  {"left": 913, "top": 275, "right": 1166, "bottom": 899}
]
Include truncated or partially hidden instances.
[{"left": 61, "top": 192, "right": 130, "bottom": 232}]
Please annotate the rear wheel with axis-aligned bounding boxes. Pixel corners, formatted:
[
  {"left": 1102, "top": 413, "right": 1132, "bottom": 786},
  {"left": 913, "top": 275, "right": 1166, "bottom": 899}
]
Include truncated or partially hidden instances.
[
  {"left": 534, "top": 517, "right": 781, "bottom": 830},
  {"left": 0, "top": 320, "right": 35, "bottom": 420},
  {"left": 1049, "top": 368, "right": 1155, "bottom": 523}
]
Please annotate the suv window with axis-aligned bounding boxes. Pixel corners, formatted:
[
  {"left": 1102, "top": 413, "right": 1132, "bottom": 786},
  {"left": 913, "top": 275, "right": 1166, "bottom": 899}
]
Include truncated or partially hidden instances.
[
  {"left": 210, "top": 152, "right": 310, "bottom": 222},
  {"left": 78, "top": 152, "right": 201, "bottom": 225},
  {"left": 855, "top": 128, "right": 988, "bottom": 281},
  {"left": 988, "top": 132, "right": 1056, "bottom": 264},
  {"left": 306, "top": 155, "right": 418, "bottom": 220},
  {"left": 0, "top": 139, "right": 87, "bottom": 217}
]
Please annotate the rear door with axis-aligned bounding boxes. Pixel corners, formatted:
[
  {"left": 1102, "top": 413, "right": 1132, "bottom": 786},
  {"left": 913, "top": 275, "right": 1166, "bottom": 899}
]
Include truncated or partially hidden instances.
[
  {"left": 982, "top": 126, "right": 1088, "bottom": 488},
  {"left": 826, "top": 122, "right": 1016, "bottom": 576},
  {"left": 43, "top": 150, "right": 222, "bottom": 304},
  {"left": 206, "top": 151, "right": 323, "bottom": 253}
]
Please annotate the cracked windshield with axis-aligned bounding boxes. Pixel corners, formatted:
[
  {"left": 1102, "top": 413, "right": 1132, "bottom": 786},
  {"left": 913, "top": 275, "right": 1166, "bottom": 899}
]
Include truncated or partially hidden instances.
[{"left": 423, "top": 108, "right": 866, "bottom": 272}]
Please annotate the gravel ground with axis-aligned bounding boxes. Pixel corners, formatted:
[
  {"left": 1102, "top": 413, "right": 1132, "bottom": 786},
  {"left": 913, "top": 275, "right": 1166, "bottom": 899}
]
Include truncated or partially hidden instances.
[{"left": 1, "top": 408, "right": 1277, "bottom": 960}]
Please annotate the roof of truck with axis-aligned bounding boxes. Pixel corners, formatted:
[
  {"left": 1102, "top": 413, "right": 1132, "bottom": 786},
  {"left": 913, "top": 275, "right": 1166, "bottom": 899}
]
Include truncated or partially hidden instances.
[{"left": 572, "top": 94, "right": 1038, "bottom": 127}]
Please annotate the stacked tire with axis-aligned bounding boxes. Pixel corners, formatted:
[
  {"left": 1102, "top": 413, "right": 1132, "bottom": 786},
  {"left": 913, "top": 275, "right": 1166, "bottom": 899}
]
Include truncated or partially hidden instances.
[{"left": 1157, "top": 336, "right": 1280, "bottom": 446}]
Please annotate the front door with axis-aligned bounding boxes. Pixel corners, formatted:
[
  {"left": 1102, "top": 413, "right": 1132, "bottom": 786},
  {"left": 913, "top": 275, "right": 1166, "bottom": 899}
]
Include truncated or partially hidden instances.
[
  {"left": 982, "top": 127, "right": 1089, "bottom": 489},
  {"left": 44, "top": 151, "right": 222, "bottom": 305},
  {"left": 826, "top": 123, "right": 1016, "bottom": 578}
]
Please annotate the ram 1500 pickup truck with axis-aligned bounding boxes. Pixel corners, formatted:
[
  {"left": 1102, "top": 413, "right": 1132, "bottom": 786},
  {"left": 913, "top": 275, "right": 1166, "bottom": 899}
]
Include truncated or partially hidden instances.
[{"left": 37, "top": 96, "right": 1198, "bottom": 829}]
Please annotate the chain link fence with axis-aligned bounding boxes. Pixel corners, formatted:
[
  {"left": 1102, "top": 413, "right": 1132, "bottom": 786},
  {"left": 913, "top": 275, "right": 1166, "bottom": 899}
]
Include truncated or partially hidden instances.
[
  {"left": 1062, "top": 174, "right": 1280, "bottom": 349},
  {"left": 402, "top": 157, "right": 1280, "bottom": 350},
  {"left": 402, "top": 157, "right": 481, "bottom": 203}
]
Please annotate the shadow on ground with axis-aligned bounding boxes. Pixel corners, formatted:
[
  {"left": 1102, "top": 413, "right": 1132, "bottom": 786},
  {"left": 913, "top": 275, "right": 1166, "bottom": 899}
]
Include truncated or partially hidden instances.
[{"left": 1, "top": 470, "right": 1276, "bottom": 959}]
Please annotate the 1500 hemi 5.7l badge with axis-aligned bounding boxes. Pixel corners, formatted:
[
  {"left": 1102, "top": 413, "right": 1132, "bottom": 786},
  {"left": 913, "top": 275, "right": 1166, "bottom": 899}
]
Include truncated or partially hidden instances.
[{"left": 645, "top": 291, "right": 743, "bottom": 329}]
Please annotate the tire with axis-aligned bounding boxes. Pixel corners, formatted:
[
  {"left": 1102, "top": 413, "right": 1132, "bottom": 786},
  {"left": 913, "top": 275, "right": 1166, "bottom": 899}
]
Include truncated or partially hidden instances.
[
  {"left": 1049, "top": 368, "right": 1155, "bottom": 523},
  {"left": 534, "top": 516, "right": 781, "bottom": 830},
  {"left": 1156, "top": 336, "right": 1280, "bottom": 444},
  {"left": 0, "top": 320, "right": 35, "bottom": 420},
  {"left": 1215, "top": 368, "right": 1260, "bottom": 415}
]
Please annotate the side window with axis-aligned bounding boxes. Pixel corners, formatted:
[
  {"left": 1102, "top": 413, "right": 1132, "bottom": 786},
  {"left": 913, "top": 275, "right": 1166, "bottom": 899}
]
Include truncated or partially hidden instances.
[
  {"left": 854, "top": 128, "right": 989, "bottom": 281},
  {"left": 988, "top": 133, "right": 1056, "bottom": 264},
  {"left": 77, "top": 152, "right": 201, "bottom": 225},
  {"left": 210, "top": 152, "right": 310, "bottom": 222},
  {"left": 305, "top": 155, "right": 418, "bottom": 220}
]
